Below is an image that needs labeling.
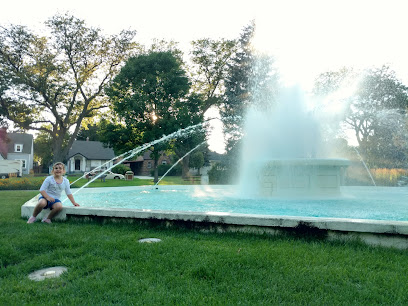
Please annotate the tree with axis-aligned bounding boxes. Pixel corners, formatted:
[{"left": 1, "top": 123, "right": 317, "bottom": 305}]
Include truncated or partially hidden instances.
[
  {"left": 189, "top": 151, "right": 205, "bottom": 174},
  {"left": 105, "top": 51, "right": 203, "bottom": 182},
  {"left": 0, "top": 127, "right": 8, "bottom": 156},
  {"left": 313, "top": 65, "right": 408, "bottom": 167},
  {"left": 171, "top": 93, "right": 206, "bottom": 179},
  {"left": 220, "top": 22, "right": 255, "bottom": 153},
  {"left": 33, "top": 129, "right": 61, "bottom": 171},
  {"left": 0, "top": 14, "right": 137, "bottom": 163},
  {"left": 346, "top": 66, "right": 408, "bottom": 151},
  {"left": 76, "top": 122, "right": 103, "bottom": 141},
  {"left": 190, "top": 38, "right": 237, "bottom": 113},
  {"left": 216, "top": 22, "right": 279, "bottom": 182},
  {"left": 0, "top": 67, "right": 11, "bottom": 127}
]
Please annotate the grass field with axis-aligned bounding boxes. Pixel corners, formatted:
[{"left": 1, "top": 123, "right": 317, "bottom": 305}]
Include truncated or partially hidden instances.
[{"left": 2, "top": 190, "right": 408, "bottom": 304}]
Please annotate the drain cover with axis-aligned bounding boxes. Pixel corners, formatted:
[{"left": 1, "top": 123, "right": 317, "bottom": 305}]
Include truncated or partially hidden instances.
[
  {"left": 138, "top": 238, "right": 162, "bottom": 243},
  {"left": 28, "top": 266, "right": 68, "bottom": 281}
]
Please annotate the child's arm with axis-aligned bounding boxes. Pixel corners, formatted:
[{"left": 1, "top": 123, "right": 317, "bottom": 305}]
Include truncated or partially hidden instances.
[
  {"left": 67, "top": 194, "right": 80, "bottom": 206},
  {"left": 40, "top": 190, "right": 55, "bottom": 203}
]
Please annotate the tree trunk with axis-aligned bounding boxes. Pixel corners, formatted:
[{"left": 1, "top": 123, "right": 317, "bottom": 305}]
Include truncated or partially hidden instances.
[
  {"left": 52, "top": 133, "right": 66, "bottom": 165},
  {"left": 181, "top": 155, "right": 190, "bottom": 179},
  {"left": 153, "top": 158, "right": 159, "bottom": 183}
]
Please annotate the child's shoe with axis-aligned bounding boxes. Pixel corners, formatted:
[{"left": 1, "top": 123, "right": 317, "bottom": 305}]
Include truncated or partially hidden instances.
[
  {"left": 27, "top": 216, "right": 36, "bottom": 224},
  {"left": 41, "top": 218, "right": 52, "bottom": 224}
]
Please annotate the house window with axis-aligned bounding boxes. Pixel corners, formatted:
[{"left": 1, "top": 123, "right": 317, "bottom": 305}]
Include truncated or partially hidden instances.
[
  {"left": 161, "top": 160, "right": 167, "bottom": 165},
  {"left": 14, "top": 144, "right": 23, "bottom": 152},
  {"left": 147, "top": 161, "right": 152, "bottom": 169}
]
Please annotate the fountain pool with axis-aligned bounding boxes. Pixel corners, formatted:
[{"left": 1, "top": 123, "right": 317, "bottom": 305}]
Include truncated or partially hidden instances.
[
  {"left": 58, "top": 185, "right": 408, "bottom": 221},
  {"left": 22, "top": 184, "right": 408, "bottom": 249}
]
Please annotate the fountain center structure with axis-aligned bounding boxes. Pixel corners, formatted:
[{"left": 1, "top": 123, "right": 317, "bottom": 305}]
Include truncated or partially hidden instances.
[
  {"left": 258, "top": 158, "right": 350, "bottom": 197},
  {"left": 240, "top": 85, "right": 349, "bottom": 197}
]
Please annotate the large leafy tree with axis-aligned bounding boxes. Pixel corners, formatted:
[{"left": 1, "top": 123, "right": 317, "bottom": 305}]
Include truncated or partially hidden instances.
[
  {"left": 0, "top": 67, "right": 11, "bottom": 127},
  {"left": 347, "top": 66, "right": 408, "bottom": 149},
  {"left": 0, "top": 127, "right": 8, "bottom": 156},
  {"left": 351, "top": 66, "right": 408, "bottom": 167},
  {"left": 217, "top": 22, "right": 279, "bottom": 182},
  {"left": 171, "top": 92, "right": 206, "bottom": 179},
  {"left": 0, "top": 14, "right": 137, "bottom": 164},
  {"left": 33, "top": 129, "right": 68, "bottom": 171},
  {"left": 76, "top": 121, "right": 103, "bottom": 141},
  {"left": 190, "top": 38, "right": 237, "bottom": 113},
  {"left": 220, "top": 22, "right": 255, "bottom": 153},
  {"left": 313, "top": 65, "right": 408, "bottom": 167},
  {"left": 105, "top": 51, "right": 204, "bottom": 182}
]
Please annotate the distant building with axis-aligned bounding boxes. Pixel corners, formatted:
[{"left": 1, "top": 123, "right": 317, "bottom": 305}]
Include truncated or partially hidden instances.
[
  {"left": 66, "top": 140, "right": 116, "bottom": 173},
  {"left": 123, "top": 150, "right": 172, "bottom": 176},
  {"left": 0, "top": 132, "right": 34, "bottom": 175}
]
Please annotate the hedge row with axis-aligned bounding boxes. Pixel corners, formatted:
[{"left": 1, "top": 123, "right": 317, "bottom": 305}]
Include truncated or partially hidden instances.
[{"left": 0, "top": 177, "right": 45, "bottom": 190}]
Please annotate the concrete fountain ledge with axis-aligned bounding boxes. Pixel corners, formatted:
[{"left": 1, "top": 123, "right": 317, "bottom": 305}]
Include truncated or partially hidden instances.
[{"left": 22, "top": 194, "right": 408, "bottom": 249}]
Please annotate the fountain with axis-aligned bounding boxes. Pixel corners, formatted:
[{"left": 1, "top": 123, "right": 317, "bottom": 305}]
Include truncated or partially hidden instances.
[
  {"left": 256, "top": 158, "right": 349, "bottom": 197},
  {"left": 21, "top": 80, "right": 408, "bottom": 249},
  {"left": 239, "top": 86, "right": 349, "bottom": 198}
]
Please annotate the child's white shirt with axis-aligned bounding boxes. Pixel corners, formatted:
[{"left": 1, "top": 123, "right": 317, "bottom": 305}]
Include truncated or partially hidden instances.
[{"left": 39, "top": 176, "right": 72, "bottom": 199}]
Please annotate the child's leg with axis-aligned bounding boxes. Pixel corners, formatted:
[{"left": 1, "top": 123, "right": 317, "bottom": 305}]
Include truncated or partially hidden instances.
[
  {"left": 27, "top": 199, "right": 47, "bottom": 223},
  {"left": 46, "top": 202, "right": 63, "bottom": 220},
  {"left": 33, "top": 198, "right": 47, "bottom": 217}
]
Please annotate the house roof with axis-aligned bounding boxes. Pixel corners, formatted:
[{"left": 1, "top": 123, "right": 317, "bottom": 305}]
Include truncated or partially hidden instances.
[
  {"left": 6, "top": 133, "right": 33, "bottom": 154},
  {"left": 67, "top": 140, "right": 116, "bottom": 160}
]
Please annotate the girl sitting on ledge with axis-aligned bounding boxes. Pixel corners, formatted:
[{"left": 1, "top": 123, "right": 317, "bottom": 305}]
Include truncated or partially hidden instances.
[{"left": 27, "top": 162, "right": 80, "bottom": 224}]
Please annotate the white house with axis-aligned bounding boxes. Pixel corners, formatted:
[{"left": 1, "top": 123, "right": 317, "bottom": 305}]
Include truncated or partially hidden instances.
[
  {"left": 66, "top": 140, "right": 116, "bottom": 173},
  {"left": 1, "top": 133, "right": 34, "bottom": 175}
]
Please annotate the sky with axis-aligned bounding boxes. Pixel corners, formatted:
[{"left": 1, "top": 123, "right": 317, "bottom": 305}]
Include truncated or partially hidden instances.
[{"left": 1, "top": 0, "right": 408, "bottom": 151}]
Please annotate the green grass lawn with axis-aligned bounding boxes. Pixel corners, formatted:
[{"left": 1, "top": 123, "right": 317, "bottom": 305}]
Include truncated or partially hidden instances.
[{"left": 2, "top": 191, "right": 408, "bottom": 304}]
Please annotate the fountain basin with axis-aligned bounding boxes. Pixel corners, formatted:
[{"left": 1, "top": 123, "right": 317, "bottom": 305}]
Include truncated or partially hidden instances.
[
  {"left": 258, "top": 158, "right": 350, "bottom": 197},
  {"left": 21, "top": 185, "right": 408, "bottom": 249}
]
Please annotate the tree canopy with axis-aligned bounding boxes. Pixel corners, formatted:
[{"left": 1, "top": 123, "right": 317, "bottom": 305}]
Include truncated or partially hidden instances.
[
  {"left": 105, "top": 51, "right": 204, "bottom": 182},
  {"left": 190, "top": 38, "right": 237, "bottom": 113},
  {"left": 313, "top": 65, "right": 408, "bottom": 167},
  {"left": 0, "top": 13, "right": 137, "bottom": 164}
]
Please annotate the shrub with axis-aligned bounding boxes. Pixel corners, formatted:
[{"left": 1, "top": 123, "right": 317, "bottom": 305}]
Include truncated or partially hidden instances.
[
  {"left": 112, "top": 164, "right": 131, "bottom": 175},
  {"left": 371, "top": 168, "right": 408, "bottom": 186},
  {"left": 150, "top": 163, "right": 182, "bottom": 176},
  {"left": 208, "top": 163, "right": 233, "bottom": 184},
  {"left": 345, "top": 166, "right": 408, "bottom": 186},
  {"left": 0, "top": 177, "right": 45, "bottom": 190}
]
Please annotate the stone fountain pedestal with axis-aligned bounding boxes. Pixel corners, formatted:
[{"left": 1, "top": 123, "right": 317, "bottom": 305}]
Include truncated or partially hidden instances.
[{"left": 259, "top": 158, "right": 350, "bottom": 197}]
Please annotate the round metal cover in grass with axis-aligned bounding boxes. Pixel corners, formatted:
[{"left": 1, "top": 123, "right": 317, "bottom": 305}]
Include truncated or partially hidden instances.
[
  {"left": 28, "top": 266, "right": 68, "bottom": 281},
  {"left": 138, "top": 238, "right": 162, "bottom": 243}
]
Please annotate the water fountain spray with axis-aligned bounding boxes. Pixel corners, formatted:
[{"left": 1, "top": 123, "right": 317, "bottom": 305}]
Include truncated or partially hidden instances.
[
  {"left": 65, "top": 122, "right": 207, "bottom": 201},
  {"left": 154, "top": 141, "right": 207, "bottom": 187},
  {"left": 352, "top": 147, "right": 376, "bottom": 186}
]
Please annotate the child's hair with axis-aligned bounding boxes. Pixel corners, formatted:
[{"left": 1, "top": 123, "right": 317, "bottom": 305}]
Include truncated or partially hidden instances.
[{"left": 51, "top": 162, "right": 66, "bottom": 174}]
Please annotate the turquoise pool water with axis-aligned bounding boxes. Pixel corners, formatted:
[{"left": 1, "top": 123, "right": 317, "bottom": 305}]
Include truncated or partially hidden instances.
[{"left": 64, "top": 185, "right": 408, "bottom": 221}]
